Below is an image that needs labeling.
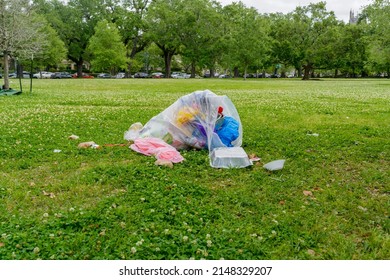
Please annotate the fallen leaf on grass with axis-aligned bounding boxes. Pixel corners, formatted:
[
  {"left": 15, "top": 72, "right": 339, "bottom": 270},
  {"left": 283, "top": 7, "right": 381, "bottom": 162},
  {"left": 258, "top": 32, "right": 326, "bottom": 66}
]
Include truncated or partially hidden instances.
[
  {"left": 249, "top": 154, "right": 261, "bottom": 162},
  {"left": 358, "top": 206, "right": 367, "bottom": 212},
  {"left": 155, "top": 159, "right": 173, "bottom": 168},
  {"left": 0, "top": 242, "right": 4, "bottom": 247},
  {"left": 303, "top": 190, "right": 313, "bottom": 196},
  {"left": 279, "top": 200, "right": 285, "bottom": 205},
  {"left": 43, "top": 190, "right": 56, "bottom": 198},
  {"left": 307, "top": 249, "right": 316, "bottom": 256}
]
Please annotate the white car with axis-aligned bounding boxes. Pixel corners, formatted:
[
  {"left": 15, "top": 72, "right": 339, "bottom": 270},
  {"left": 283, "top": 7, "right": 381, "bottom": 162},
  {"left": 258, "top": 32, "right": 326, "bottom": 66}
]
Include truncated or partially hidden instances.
[
  {"left": 172, "top": 73, "right": 190, "bottom": 79},
  {"left": 33, "top": 71, "right": 53, "bottom": 79}
]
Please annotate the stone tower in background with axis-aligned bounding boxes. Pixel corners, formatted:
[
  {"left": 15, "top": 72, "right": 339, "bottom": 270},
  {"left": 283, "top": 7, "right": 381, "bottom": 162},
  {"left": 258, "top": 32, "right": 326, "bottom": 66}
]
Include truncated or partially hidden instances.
[{"left": 349, "top": 10, "right": 359, "bottom": 24}]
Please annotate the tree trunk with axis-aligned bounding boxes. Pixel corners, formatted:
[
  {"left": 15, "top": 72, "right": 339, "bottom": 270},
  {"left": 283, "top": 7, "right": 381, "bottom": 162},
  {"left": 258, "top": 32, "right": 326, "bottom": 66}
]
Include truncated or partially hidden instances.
[
  {"left": 297, "top": 67, "right": 302, "bottom": 78},
  {"left": 126, "top": 61, "right": 132, "bottom": 78},
  {"left": 164, "top": 51, "right": 173, "bottom": 78},
  {"left": 302, "top": 64, "right": 311, "bottom": 80},
  {"left": 210, "top": 68, "right": 215, "bottom": 78},
  {"left": 334, "top": 68, "right": 338, "bottom": 78},
  {"left": 77, "top": 60, "right": 83, "bottom": 78},
  {"left": 2, "top": 52, "right": 10, "bottom": 90},
  {"left": 190, "top": 62, "right": 196, "bottom": 78},
  {"left": 233, "top": 67, "right": 239, "bottom": 78}
]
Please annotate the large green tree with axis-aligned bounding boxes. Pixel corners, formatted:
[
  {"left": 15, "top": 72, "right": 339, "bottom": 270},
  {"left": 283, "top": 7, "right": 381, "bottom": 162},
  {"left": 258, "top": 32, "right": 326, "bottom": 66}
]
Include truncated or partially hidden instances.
[
  {"left": 362, "top": 0, "right": 390, "bottom": 77},
  {"left": 32, "top": 17, "right": 67, "bottom": 72},
  {"left": 0, "top": 0, "right": 49, "bottom": 90},
  {"left": 177, "top": 0, "right": 223, "bottom": 77},
  {"left": 288, "top": 2, "right": 340, "bottom": 79},
  {"left": 146, "top": 0, "right": 185, "bottom": 77},
  {"left": 221, "top": 2, "right": 270, "bottom": 78},
  {"left": 87, "top": 20, "right": 128, "bottom": 74},
  {"left": 110, "top": 0, "right": 151, "bottom": 76},
  {"left": 36, "top": 0, "right": 106, "bottom": 77},
  {"left": 337, "top": 24, "right": 368, "bottom": 77}
]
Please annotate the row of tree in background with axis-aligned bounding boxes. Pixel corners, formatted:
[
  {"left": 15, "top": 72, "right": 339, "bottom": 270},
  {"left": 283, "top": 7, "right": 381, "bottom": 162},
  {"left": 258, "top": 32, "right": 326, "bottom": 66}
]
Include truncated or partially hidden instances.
[{"left": 1, "top": 0, "right": 389, "bottom": 89}]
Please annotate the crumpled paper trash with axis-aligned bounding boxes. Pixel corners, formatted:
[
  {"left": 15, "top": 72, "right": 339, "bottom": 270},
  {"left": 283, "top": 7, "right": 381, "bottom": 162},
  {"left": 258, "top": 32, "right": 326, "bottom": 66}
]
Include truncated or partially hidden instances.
[{"left": 78, "top": 141, "right": 100, "bottom": 149}]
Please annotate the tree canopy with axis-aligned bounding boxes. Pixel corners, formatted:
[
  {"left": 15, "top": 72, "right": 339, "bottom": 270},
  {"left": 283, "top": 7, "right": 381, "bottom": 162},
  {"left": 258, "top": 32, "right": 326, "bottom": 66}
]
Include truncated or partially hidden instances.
[{"left": 2, "top": 0, "right": 389, "bottom": 81}]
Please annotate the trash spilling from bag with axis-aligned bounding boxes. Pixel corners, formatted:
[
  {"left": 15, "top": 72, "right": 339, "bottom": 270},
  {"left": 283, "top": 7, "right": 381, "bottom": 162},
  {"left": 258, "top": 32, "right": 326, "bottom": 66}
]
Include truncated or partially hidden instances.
[{"left": 125, "top": 90, "right": 252, "bottom": 168}]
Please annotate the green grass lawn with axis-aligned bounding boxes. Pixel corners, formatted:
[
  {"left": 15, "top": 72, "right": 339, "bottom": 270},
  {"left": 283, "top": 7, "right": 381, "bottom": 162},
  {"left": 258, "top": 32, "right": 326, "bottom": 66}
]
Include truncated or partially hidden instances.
[{"left": 0, "top": 78, "right": 389, "bottom": 260}]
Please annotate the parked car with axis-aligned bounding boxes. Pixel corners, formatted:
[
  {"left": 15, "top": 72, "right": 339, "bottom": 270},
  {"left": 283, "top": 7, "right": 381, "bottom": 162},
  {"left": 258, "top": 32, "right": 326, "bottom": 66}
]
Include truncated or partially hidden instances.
[
  {"left": 171, "top": 72, "right": 181, "bottom": 78},
  {"left": 9, "top": 72, "right": 31, "bottom": 78},
  {"left": 150, "top": 72, "right": 164, "bottom": 78},
  {"left": 172, "top": 72, "right": 190, "bottom": 79},
  {"left": 219, "top": 74, "right": 231, "bottom": 78},
  {"left": 72, "top": 73, "right": 94, "bottom": 78},
  {"left": 134, "top": 72, "right": 149, "bottom": 78},
  {"left": 50, "top": 72, "right": 72, "bottom": 79},
  {"left": 115, "top": 72, "right": 125, "bottom": 79},
  {"left": 97, "top": 73, "right": 112, "bottom": 78},
  {"left": 33, "top": 71, "right": 53, "bottom": 79}
]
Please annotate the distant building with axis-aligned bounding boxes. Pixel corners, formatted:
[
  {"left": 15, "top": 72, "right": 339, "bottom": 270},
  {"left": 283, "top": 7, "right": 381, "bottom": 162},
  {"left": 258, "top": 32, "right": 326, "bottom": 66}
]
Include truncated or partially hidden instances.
[{"left": 349, "top": 10, "right": 359, "bottom": 24}]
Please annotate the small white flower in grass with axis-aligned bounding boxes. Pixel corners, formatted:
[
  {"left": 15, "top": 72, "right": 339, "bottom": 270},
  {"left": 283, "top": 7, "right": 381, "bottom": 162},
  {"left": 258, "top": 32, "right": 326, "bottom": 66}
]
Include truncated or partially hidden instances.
[
  {"left": 207, "top": 240, "right": 212, "bottom": 247},
  {"left": 140, "top": 197, "right": 145, "bottom": 202},
  {"left": 183, "top": 236, "right": 189, "bottom": 242},
  {"left": 164, "top": 229, "right": 169, "bottom": 234},
  {"left": 33, "top": 247, "right": 40, "bottom": 254},
  {"left": 206, "top": 234, "right": 211, "bottom": 240},
  {"left": 131, "top": 247, "right": 137, "bottom": 254},
  {"left": 155, "top": 247, "right": 160, "bottom": 252},
  {"left": 69, "top": 207, "right": 75, "bottom": 212},
  {"left": 43, "top": 213, "right": 49, "bottom": 218}
]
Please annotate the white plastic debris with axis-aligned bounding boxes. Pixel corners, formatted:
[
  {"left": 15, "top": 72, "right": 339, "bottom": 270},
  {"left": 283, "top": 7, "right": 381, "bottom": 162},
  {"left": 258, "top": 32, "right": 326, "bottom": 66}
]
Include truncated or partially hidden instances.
[
  {"left": 53, "top": 149, "right": 62, "bottom": 153},
  {"left": 307, "top": 133, "right": 319, "bottom": 137},
  {"left": 124, "top": 122, "right": 143, "bottom": 141},
  {"left": 210, "top": 147, "right": 253, "bottom": 168},
  {"left": 263, "top": 159, "right": 285, "bottom": 171}
]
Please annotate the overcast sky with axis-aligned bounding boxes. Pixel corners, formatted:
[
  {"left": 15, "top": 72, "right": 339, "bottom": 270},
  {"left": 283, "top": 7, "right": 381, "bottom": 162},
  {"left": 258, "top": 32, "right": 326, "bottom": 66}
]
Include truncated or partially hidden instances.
[{"left": 217, "top": 0, "right": 373, "bottom": 22}]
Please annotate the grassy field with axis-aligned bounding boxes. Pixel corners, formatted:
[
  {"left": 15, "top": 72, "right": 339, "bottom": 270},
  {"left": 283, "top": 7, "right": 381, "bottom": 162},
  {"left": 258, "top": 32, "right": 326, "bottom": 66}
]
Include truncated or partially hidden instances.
[{"left": 0, "top": 78, "right": 389, "bottom": 260}]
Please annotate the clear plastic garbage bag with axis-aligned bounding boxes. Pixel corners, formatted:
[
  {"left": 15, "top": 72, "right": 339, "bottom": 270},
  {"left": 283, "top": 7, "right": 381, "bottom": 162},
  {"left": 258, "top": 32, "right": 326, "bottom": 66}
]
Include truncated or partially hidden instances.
[{"left": 127, "top": 90, "right": 252, "bottom": 168}]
